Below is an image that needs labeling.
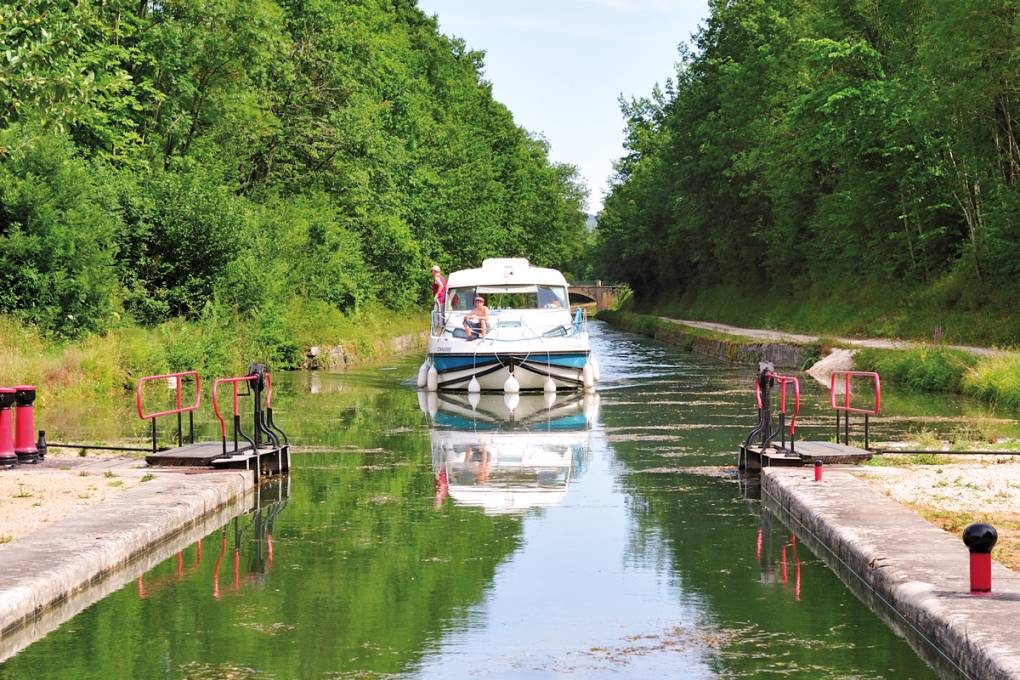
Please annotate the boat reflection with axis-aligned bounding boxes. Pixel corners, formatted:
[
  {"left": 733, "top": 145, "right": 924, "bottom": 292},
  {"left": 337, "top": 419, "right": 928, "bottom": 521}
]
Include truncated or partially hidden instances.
[{"left": 422, "top": 392, "right": 595, "bottom": 515}]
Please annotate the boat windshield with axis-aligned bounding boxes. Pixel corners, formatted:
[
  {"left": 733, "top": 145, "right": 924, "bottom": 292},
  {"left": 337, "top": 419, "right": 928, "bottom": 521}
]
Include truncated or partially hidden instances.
[{"left": 447, "top": 285, "right": 568, "bottom": 311}]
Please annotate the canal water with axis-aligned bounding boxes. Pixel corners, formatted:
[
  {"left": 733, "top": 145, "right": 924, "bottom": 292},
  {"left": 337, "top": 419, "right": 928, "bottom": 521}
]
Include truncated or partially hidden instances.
[{"left": 1, "top": 322, "right": 1008, "bottom": 679}]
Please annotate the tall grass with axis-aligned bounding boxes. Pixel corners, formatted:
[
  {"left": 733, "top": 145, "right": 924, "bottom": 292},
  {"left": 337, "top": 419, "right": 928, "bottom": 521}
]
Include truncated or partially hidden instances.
[
  {"left": 962, "top": 354, "right": 1020, "bottom": 410},
  {"left": 854, "top": 346, "right": 978, "bottom": 393},
  {"left": 856, "top": 345, "right": 1020, "bottom": 409},
  {"left": 0, "top": 307, "right": 426, "bottom": 405}
]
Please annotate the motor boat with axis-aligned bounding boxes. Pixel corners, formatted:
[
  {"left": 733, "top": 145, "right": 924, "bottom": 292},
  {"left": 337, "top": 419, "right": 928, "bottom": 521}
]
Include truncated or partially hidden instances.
[
  {"left": 418, "top": 258, "right": 598, "bottom": 393},
  {"left": 422, "top": 392, "right": 594, "bottom": 515}
]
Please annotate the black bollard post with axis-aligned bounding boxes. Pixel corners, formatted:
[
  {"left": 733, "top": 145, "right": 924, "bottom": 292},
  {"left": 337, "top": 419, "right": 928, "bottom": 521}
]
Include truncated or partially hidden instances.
[
  {"left": 963, "top": 523, "right": 998, "bottom": 593},
  {"left": 35, "top": 430, "right": 47, "bottom": 460}
]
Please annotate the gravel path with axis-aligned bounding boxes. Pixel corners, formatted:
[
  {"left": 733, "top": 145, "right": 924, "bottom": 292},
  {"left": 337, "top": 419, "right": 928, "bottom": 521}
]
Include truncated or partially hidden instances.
[
  {"left": 853, "top": 460, "right": 1020, "bottom": 513},
  {"left": 852, "top": 460, "right": 1020, "bottom": 571},
  {"left": 0, "top": 455, "right": 149, "bottom": 543},
  {"left": 658, "top": 317, "right": 1004, "bottom": 357}
]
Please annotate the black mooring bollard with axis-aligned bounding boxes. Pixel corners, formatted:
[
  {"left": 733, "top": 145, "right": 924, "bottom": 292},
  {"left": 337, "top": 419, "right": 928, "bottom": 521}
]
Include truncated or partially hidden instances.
[
  {"left": 963, "top": 523, "right": 997, "bottom": 593},
  {"left": 35, "top": 430, "right": 47, "bottom": 460},
  {"left": 814, "top": 459, "right": 823, "bottom": 482}
]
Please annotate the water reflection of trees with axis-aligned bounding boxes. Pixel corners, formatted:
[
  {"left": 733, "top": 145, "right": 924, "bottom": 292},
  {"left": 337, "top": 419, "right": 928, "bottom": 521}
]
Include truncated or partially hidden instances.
[{"left": 0, "top": 372, "right": 526, "bottom": 678}]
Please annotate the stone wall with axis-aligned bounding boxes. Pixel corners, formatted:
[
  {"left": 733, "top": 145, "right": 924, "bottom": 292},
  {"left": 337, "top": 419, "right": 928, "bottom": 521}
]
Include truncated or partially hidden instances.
[
  {"left": 599, "top": 311, "right": 811, "bottom": 369},
  {"left": 301, "top": 332, "right": 428, "bottom": 370}
]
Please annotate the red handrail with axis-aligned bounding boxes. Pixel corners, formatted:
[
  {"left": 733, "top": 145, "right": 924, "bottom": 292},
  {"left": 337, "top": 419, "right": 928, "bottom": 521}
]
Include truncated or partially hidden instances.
[
  {"left": 830, "top": 371, "right": 881, "bottom": 415},
  {"left": 211, "top": 376, "right": 257, "bottom": 438},
  {"left": 136, "top": 371, "right": 201, "bottom": 420},
  {"left": 755, "top": 371, "right": 801, "bottom": 434}
]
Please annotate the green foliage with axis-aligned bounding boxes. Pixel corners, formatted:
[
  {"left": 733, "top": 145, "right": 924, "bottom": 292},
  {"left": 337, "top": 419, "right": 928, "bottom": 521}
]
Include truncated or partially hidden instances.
[
  {"left": 598, "top": 0, "right": 1020, "bottom": 342},
  {"left": 855, "top": 346, "right": 977, "bottom": 393},
  {"left": 962, "top": 354, "right": 1020, "bottom": 410},
  {"left": 115, "top": 159, "right": 252, "bottom": 322},
  {"left": 0, "top": 128, "right": 117, "bottom": 336},
  {"left": 0, "top": 0, "right": 587, "bottom": 366}
]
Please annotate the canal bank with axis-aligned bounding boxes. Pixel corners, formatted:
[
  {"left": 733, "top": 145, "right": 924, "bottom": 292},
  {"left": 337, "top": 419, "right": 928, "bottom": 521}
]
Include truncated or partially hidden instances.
[
  {"left": 0, "top": 323, "right": 987, "bottom": 678},
  {"left": 599, "top": 309, "right": 1020, "bottom": 406},
  {"left": 762, "top": 467, "right": 1020, "bottom": 680},
  {"left": 597, "top": 310, "right": 820, "bottom": 370},
  {"left": 0, "top": 462, "right": 253, "bottom": 644}
]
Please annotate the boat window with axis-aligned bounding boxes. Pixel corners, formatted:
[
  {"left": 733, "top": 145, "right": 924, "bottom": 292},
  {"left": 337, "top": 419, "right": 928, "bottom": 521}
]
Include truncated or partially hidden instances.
[
  {"left": 537, "top": 286, "right": 568, "bottom": 309},
  {"left": 447, "top": 288, "right": 476, "bottom": 311},
  {"left": 448, "top": 285, "right": 567, "bottom": 310}
]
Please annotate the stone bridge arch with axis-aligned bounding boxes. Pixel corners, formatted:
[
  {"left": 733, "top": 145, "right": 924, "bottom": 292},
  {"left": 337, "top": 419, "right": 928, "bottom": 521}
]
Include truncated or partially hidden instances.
[{"left": 568, "top": 281, "right": 627, "bottom": 312}]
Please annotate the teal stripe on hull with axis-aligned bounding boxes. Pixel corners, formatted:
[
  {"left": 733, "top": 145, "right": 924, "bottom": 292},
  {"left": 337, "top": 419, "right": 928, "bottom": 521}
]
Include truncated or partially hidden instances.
[
  {"left": 431, "top": 352, "right": 588, "bottom": 373},
  {"left": 434, "top": 412, "right": 588, "bottom": 430},
  {"left": 430, "top": 355, "right": 502, "bottom": 372}
]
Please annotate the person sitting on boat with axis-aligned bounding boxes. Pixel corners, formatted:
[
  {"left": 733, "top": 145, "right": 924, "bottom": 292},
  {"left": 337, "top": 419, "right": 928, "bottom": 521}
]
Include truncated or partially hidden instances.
[
  {"left": 463, "top": 296, "right": 489, "bottom": 340},
  {"left": 461, "top": 445, "right": 490, "bottom": 484}
]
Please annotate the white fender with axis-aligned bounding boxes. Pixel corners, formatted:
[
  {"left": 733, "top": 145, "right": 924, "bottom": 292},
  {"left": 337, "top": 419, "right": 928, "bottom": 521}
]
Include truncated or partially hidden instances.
[
  {"left": 416, "top": 389, "right": 429, "bottom": 416},
  {"left": 467, "top": 376, "right": 481, "bottom": 393},
  {"left": 582, "top": 363, "right": 594, "bottom": 391},
  {"left": 503, "top": 373, "right": 520, "bottom": 394},
  {"left": 503, "top": 392, "right": 520, "bottom": 413},
  {"left": 416, "top": 362, "right": 429, "bottom": 388},
  {"left": 543, "top": 390, "right": 557, "bottom": 408},
  {"left": 468, "top": 391, "right": 481, "bottom": 410},
  {"left": 543, "top": 377, "right": 556, "bottom": 394},
  {"left": 427, "top": 366, "right": 439, "bottom": 392},
  {"left": 583, "top": 391, "right": 601, "bottom": 425}
]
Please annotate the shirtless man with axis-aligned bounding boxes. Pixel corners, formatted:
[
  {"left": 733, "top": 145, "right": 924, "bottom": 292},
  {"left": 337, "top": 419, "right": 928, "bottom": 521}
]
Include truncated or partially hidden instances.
[{"left": 463, "top": 296, "right": 489, "bottom": 340}]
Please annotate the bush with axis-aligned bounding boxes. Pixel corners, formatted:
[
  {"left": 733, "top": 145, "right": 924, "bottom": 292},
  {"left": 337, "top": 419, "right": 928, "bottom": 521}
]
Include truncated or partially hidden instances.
[
  {"left": 114, "top": 159, "right": 251, "bottom": 323},
  {"left": 0, "top": 129, "right": 118, "bottom": 336}
]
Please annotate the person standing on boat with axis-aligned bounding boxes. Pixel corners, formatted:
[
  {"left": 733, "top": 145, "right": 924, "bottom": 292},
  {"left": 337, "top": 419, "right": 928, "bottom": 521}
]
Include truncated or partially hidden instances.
[
  {"left": 463, "top": 296, "right": 489, "bottom": 340},
  {"left": 431, "top": 265, "right": 447, "bottom": 307}
]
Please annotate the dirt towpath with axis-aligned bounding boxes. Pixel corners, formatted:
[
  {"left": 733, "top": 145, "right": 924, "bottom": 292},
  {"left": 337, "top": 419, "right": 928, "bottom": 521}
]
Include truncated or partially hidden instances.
[{"left": 657, "top": 317, "right": 1004, "bottom": 357}]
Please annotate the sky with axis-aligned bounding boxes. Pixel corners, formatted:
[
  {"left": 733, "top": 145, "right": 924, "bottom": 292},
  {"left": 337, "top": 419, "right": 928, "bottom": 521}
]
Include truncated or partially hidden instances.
[{"left": 416, "top": 0, "right": 710, "bottom": 213}]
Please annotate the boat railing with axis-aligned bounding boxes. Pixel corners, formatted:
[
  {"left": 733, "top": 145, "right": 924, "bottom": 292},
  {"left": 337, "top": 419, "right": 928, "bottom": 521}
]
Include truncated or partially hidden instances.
[
  {"left": 431, "top": 303, "right": 586, "bottom": 341},
  {"left": 430, "top": 302, "right": 445, "bottom": 337},
  {"left": 571, "top": 306, "right": 587, "bottom": 335}
]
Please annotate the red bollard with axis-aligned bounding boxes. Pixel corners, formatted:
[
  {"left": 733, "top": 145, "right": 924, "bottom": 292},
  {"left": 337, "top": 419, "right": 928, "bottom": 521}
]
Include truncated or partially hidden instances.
[
  {"left": 14, "top": 386, "right": 39, "bottom": 463},
  {"left": 0, "top": 388, "right": 17, "bottom": 467},
  {"left": 963, "top": 523, "right": 998, "bottom": 593},
  {"left": 814, "top": 459, "right": 823, "bottom": 482}
]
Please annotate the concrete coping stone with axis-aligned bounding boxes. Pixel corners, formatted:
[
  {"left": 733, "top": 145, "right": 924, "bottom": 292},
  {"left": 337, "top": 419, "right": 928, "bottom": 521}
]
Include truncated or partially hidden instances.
[
  {"left": 0, "top": 468, "right": 253, "bottom": 650},
  {"left": 762, "top": 467, "right": 1020, "bottom": 680}
]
